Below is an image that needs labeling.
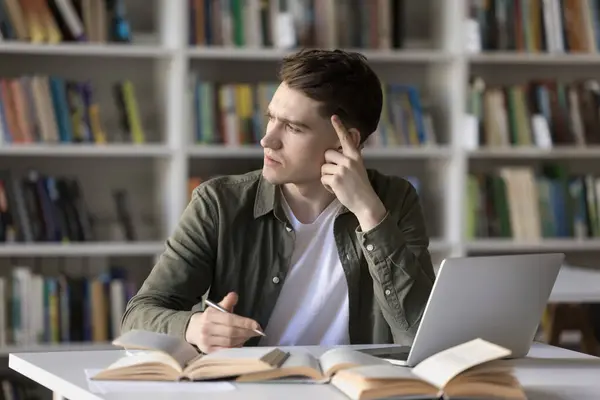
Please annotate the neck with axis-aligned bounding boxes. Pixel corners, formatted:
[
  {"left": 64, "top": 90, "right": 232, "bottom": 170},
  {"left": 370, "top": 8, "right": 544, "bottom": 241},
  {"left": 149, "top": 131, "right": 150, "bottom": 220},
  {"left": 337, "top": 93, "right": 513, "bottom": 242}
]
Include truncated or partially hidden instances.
[{"left": 281, "top": 181, "right": 337, "bottom": 224}]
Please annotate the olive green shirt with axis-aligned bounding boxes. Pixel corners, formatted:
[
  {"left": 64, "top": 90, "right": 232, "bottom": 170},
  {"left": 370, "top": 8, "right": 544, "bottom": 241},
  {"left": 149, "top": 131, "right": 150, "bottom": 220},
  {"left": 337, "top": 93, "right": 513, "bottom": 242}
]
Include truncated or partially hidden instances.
[{"left": 121, "top": 168, "right": 436, "bottom": 346}]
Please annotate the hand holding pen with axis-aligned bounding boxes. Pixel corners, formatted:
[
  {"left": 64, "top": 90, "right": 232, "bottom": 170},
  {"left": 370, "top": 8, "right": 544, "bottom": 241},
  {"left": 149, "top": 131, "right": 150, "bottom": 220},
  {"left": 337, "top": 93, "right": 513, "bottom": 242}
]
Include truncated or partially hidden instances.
[{"left": 184, "top": 292, "right": 266, "bottom": 354}]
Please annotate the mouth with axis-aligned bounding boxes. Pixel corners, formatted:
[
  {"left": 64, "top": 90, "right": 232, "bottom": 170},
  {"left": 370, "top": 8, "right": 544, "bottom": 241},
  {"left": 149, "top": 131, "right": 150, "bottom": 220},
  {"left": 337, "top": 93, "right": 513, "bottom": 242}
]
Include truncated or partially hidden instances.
[{"left": 264, "top": 153, "right": 282, "bottom": 165}]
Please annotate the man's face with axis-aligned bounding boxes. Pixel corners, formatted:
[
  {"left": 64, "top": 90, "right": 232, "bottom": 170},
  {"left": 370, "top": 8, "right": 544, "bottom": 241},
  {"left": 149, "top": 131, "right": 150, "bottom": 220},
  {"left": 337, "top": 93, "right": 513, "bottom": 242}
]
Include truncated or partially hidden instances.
[{"left": 260, "top": 82, "right": 338, "bottom": 185}]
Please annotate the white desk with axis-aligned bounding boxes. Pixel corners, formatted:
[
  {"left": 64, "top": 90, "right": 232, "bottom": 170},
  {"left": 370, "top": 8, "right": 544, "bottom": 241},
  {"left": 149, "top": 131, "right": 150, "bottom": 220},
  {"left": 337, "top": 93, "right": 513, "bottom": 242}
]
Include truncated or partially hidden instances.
[{"left": 8, "top": 343, "right": 600, "bottom": 400}]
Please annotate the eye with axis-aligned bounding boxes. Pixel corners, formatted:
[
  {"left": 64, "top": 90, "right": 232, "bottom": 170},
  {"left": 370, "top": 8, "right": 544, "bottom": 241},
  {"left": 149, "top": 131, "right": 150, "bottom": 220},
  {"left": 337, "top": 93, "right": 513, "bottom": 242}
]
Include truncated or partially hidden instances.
[
  {"left": 286, "top": 124, "right": 301, "bottom": 133},
  {"left": 265, "top": 112, "right": 275, "bottom": 122}
]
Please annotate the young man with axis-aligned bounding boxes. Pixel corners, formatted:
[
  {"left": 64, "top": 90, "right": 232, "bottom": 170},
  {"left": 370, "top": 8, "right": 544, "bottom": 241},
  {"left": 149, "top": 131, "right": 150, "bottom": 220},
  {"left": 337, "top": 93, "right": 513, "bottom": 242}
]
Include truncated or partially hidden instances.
[{"left": 121, "top": 49, "right": 436, "bottom": 354}]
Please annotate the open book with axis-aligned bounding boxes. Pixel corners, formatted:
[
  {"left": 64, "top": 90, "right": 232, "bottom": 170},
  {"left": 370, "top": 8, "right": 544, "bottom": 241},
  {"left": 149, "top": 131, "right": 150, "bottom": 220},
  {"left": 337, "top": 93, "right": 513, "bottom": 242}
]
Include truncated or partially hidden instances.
[
  {"left": 91, "top": 329, "right": 388, "bottom": 383},
  {"left": 92, "top": 330, "right": 526, "bottom": 399},
  {"left": 91, "top": 330, "right": 291, "bottom": 381},
  {"left": 330, "top": 338, "right": 527, "bottom": 399}
]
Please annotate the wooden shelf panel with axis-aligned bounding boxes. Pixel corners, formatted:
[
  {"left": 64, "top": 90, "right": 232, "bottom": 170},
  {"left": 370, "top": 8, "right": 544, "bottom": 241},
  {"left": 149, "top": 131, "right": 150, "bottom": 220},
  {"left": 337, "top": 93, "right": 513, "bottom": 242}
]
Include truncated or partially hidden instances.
[
  {"left": 429, "top": 240, "right": 452, "bottom": 252},
  {"left": 187, "top": 145, "right": 452, "bottom": 159},
  {"left": 0, "top": 144, "right": 173, "bottom": 157},
  {"left": 188, "top": 47, "right": 453, "bottom": 63},
  {"left": 0, "top": 242, "right": 165, "bottom": 257},
  {"left": 468, "top": 52, "right": 600, "bottom": 65},
  {"left": 467, "top": 147, "right": 600, "bottom": 159},
  {"left": 465, "top": 239, "right": 600, "bottom": 252},
  {"left": 0, "top": 42, "right": 171, "bottom": 57}
]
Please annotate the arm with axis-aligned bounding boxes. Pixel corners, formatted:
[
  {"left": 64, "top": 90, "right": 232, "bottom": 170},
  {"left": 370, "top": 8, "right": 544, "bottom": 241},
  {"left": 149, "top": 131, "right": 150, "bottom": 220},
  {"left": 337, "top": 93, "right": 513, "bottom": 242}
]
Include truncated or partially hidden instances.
[
  {"left": 355, "top": 181, "right": 436, "bottom": 345},
  {"left": 120, "top": 185, "right": 218, "bottom": 340}
]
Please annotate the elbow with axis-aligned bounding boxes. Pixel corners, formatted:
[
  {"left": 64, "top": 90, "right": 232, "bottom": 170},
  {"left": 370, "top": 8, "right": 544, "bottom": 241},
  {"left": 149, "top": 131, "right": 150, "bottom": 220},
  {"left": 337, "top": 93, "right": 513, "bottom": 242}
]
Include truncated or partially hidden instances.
[
  {"left": 119, "top": 297, "right": 142, "bottom": 335},
  {"left": 118, "top": 292, "right": 165, "bottom": 335}
]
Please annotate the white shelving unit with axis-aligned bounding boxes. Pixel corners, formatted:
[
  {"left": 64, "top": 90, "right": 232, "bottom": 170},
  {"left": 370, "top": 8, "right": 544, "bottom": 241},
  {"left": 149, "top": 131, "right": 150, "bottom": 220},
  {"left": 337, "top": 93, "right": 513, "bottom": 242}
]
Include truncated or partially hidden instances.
[{"left": 1, "top": 0, "right": 598, "bottom": 356}]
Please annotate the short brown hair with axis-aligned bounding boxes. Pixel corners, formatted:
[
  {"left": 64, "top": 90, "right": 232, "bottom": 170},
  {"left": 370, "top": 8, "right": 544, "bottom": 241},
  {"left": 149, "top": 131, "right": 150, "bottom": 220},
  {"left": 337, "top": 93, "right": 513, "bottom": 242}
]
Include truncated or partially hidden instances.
[{"left": 277, "top": 48, "right": 382, "bottom": 143}]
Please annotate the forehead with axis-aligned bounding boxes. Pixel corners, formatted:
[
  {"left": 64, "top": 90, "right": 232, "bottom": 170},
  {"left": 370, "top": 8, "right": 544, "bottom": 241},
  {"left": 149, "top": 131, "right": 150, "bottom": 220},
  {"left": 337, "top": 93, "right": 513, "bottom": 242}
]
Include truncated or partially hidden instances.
[{"left": 269, "top": 82, "right": 324, "bottom": 121}]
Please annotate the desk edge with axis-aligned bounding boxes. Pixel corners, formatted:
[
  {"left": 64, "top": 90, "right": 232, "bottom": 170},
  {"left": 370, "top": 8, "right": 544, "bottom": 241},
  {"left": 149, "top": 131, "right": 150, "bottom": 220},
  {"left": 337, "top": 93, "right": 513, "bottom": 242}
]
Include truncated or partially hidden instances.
[{"left": 9, "top": 354, "right": 103, "bottom": 400}]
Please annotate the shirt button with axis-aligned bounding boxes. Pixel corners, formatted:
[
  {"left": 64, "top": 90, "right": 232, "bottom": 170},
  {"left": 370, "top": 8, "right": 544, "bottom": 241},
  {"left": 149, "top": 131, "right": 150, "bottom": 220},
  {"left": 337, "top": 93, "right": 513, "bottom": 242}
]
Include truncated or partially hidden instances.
[
  {"left": 385, "top": 289, "right": 391, "bottom": 296},
  {"left": 285, "top": 226, "right": 292, "bottom": 232},
  {"left": 366, "top": 244, "right": 374, "bottom": 251},
  {"left": 272, "top": 276, "right": 280, "bottom": 284}
]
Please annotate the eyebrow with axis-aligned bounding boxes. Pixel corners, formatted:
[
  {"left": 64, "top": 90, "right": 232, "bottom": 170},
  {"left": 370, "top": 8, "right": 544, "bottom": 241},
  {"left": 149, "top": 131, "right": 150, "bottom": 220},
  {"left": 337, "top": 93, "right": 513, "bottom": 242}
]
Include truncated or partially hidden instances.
[{"left": 266, "top": 109, "right": 311, "bottom": 130}]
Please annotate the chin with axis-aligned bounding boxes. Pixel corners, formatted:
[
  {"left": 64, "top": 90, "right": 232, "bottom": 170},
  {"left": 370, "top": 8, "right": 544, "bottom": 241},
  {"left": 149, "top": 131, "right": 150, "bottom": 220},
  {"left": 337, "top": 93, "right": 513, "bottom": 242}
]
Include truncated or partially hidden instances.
[
  {"left": 262, "top": 167, "right": 318, "bottom": 186},
  {"left": 261, "top": 167, "right": 287, "bottom": 185}
]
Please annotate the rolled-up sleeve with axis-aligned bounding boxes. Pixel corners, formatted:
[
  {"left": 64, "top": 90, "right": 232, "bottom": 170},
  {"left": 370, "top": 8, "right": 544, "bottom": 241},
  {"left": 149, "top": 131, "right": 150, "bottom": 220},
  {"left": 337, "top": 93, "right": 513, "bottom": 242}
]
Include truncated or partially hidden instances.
[
  {"left": 120, "top": 184, "right": 218, "bottom": 340},
  {"left": 356, "top": 182, "right": 435, "bottom": 344}
]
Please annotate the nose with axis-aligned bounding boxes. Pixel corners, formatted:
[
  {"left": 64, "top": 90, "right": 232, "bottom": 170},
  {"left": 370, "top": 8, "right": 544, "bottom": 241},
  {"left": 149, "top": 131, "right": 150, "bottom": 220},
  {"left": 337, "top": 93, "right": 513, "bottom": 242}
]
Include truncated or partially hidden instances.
[{"left": 260, "top": 122, "right": 282, "bottom": 150}]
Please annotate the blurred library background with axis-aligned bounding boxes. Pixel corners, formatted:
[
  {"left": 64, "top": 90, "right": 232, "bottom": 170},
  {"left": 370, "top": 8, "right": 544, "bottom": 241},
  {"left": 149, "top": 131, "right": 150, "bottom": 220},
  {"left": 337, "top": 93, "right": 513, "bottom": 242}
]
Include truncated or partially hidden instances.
[{"left": 0, "top": 0, "right": 600, "bottom": 397}]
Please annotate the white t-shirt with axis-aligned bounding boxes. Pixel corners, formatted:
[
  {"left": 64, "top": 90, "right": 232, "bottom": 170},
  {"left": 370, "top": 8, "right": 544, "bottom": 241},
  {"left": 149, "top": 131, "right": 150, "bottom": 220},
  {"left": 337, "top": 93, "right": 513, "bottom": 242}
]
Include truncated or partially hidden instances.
[{"left": 259, "top": 194, "right": 350, "bottom": 346}]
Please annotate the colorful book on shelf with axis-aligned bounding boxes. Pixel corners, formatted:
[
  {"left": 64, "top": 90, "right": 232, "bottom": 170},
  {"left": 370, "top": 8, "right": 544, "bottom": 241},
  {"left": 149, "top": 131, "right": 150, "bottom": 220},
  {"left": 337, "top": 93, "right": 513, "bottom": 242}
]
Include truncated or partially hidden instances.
[
  {"left": 0, "top": 264, "right": 135, "bottom": 347},
  {"left": 0, "top": 0, "right": 132, "bottom": 43},
  {"left": 467, "top": 76, "right": 600, "bottom": 148},
  {"left": 469, "top": 0, "right": 600, "bottom": 53},
  {"left": 188, "top": 0, "right": 405, "bottom": 49},
  {"left": 113, "top": 80, "right": 146, "bottom": 144},
  {"left": 0, "top": 73, "right": 150, "bottom": 145},
  {"left": 465, "top": 163, "right": 600, "bottom": 241},
  {"left": 0, "top": 169, "right": 98, "bottom": 243},
  {"left": 92, "top": 330, "right": 525, "bottom": 399}
]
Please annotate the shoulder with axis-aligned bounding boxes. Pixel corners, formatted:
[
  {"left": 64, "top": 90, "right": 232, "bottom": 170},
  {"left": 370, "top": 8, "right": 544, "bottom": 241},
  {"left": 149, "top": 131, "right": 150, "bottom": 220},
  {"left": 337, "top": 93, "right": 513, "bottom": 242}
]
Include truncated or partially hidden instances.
[
  {"left": 366, "top": 168, "right": 420, "bottom": 210},
  {"left": 190, "top": 170, "right": 263, "bottom": 212}
]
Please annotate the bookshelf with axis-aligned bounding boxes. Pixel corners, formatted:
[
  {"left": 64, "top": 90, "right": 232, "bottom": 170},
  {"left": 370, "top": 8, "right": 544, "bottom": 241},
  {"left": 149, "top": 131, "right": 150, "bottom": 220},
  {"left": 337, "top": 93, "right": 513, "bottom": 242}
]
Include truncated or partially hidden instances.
[{"left": 0, "top": 0, "right": 597, "bottom": 364}]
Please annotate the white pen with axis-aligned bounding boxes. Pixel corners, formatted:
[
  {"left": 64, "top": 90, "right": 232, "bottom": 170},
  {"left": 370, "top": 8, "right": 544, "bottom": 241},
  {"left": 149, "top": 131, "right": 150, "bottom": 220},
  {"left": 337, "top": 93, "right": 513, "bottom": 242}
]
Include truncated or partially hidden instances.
[{"left": 204, "top": 299, "right": 267, "bottom": 337}]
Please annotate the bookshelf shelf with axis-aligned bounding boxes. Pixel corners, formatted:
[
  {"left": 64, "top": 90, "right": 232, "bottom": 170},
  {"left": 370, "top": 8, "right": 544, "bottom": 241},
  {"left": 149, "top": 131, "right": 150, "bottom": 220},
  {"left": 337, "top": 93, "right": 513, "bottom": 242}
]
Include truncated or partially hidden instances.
[
  {"left": 362, "top": 146, "right": 452, "bottom": 159},
  {"left": 0, "top": 242, "right": 165, "bottom": 257},
  {"left": 187, "top": 146, "right": 452, "bottom": 159},
  {"left": 465, "top": 239, "right": 600, "bottom": 253},
  {"left": 467, "top": 147, "right": 600, "bottom": 159},
  {"left": 0, "top": 42, "right": 172, "bottom": 58},
  {"left": 429, "top": 239, "right": 452, "bottom": 252},
  {"left": 187, "top": 47, "right": 452, "bottom": 63},
  {"left": 0, "top": 144, "right": 173, "bottom": 157},
  {"left": 187, "top": 145, "right": 263, "bottom": 158},
  {"left": 467, "top": 52, "right": 600, "bottom": 65},
  {"left": 0, "top": 342, "right": 116, "bottom": 355}
]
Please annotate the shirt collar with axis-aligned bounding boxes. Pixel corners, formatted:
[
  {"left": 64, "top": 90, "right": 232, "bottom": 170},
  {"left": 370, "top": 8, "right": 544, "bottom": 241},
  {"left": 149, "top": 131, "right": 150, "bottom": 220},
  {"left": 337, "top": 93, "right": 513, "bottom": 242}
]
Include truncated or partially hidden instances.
[
  {"left": 253, "top": 171, "right": 353, "bottom": 219},
  {"left": 253, "top": 172, "right": 276, "bottom": 219}
]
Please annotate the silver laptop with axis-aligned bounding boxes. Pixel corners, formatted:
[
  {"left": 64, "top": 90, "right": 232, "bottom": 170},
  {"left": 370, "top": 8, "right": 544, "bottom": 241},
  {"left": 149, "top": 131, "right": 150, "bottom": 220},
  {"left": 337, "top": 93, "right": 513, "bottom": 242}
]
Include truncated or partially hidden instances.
[{"left": 361, "top": 253, "right": 564, "bottom": 367}]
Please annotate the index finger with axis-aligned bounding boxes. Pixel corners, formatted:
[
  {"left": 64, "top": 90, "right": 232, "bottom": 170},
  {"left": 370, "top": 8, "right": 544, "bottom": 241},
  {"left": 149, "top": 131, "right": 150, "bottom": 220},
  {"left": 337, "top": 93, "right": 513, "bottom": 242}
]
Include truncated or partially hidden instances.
[
  {"left": 331, "top": 115, "right": 358, "bottom": 157},
  {"left": 210, "top": 310, "right": 262, "bottom": 331}
]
